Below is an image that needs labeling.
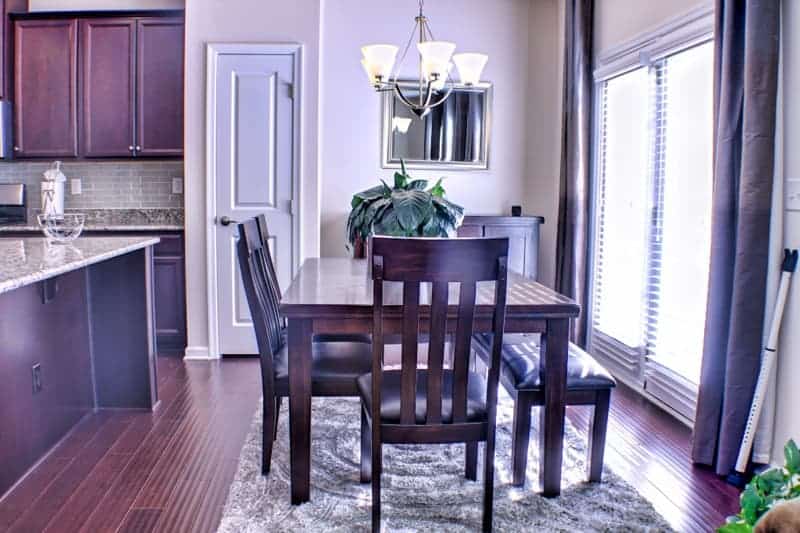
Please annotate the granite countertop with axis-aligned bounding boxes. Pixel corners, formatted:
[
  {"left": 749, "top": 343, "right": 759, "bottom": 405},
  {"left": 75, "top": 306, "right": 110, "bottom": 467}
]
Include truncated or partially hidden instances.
[
  {"left": 0, "top": 208, "right": 184, "bottom": 233},
  {"left": 0, "top": 236, "right": 160, "bottom": 295}
]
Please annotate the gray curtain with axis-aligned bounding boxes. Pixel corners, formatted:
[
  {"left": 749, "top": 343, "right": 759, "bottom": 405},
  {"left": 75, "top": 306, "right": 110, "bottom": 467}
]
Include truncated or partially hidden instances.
[
  {"left": 692, "top": 0, "right": 780, "bottom": 475},
  {"left": 555, "top": 0, "right": 593, "bottom": 346}
]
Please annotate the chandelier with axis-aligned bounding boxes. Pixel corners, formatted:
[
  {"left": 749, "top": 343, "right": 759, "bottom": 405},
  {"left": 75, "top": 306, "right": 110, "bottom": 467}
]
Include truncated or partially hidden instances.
[{"left": 360, "top": 0, "right": 488, "bottom": 118}]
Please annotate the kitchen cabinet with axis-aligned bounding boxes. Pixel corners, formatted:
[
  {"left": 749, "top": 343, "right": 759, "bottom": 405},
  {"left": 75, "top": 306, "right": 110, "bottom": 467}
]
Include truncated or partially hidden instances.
[
  {"left": 79, "top": 18, "right": 135, "bottom": 157},
  {"left": 0, "top": 0, "right": 27, "bottom": 99},
  {"left": 12, "top": 19, "right": 78, "bottom": 158},
  {"left": 136, "top": 18, "right": 183, "bottom": 157},
  {"left": 152, "top": 233, "right": 186, "bottom": 352},
  {"left": 12, "top": 11, "right": 184, "bottom": 159}
]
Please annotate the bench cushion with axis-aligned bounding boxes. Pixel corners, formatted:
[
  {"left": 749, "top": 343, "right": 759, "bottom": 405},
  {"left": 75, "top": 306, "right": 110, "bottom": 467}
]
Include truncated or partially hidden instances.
[{"left": 474, "top": 334, "right": 615, "bottom": 391}]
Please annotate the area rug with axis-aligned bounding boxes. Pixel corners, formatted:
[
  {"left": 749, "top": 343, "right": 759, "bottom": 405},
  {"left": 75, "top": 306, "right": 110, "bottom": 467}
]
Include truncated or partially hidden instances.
[{"left": 218, "top": 394, "right": 674, "bottom": 532}]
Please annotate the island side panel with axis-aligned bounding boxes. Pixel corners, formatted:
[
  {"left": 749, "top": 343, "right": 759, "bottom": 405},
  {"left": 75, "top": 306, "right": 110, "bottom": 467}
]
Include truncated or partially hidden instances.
[
  {"left": 87, "top": 246, "right": 158, "bottom": 409},
  {"left": 0, "top": 270, "right": 94, "bottom": 497}
]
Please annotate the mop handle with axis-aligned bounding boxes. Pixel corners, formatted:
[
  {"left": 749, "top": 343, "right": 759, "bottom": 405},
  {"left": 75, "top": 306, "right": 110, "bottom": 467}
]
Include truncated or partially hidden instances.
[{"left": 734, "top": 249, "right": 798, "bottom": 474}]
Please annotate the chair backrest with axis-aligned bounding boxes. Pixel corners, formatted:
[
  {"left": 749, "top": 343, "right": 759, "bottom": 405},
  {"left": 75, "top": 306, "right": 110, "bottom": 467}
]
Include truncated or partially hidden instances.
[
  {"left": 237, "top": 218, "right": 284, "bottom": 359},
  {"left": 254, "top": 214, "right": 283, "bottom": 311},
  {"left": 370, "top": 236, "right": 509, "bottom": 426}
]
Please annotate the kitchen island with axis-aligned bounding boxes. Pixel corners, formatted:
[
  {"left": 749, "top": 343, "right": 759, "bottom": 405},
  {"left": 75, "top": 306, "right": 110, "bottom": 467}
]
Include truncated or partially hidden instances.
[{"left": 0, "top": 236, "right": 160, "bottom": 497}]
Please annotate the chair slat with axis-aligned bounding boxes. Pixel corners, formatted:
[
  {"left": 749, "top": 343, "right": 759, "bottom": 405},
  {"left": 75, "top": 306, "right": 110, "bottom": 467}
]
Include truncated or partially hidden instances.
[
  {"left": 400, "top": 281, "right": 421, "bottom": 425},
  {"left": 426, "top": 281, "right": 449, "bottom": 424},
  {"left": 452, "top": 282, "right": 477, "bottom": 423}
]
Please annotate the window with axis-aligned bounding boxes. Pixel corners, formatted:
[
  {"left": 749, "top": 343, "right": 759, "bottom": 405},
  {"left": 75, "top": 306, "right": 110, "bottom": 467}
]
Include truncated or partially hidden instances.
[{"left": 589, "top": 41, "right": 714, "bottom": 421}]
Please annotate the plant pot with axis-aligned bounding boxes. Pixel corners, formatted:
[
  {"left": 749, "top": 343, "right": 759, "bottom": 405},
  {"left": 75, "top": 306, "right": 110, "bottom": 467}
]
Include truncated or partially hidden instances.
[{"left": 352, "top": 236, "right": 366, "bottom": 259}]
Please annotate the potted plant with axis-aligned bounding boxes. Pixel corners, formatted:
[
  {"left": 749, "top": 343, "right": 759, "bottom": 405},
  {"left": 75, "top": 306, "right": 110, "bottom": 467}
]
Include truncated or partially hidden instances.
[
  {"left": 346, "top": 161, "right": 465, "bottom": 258},
  {"left": 718, "top": 439, "right": 800, "bottom": 532}
]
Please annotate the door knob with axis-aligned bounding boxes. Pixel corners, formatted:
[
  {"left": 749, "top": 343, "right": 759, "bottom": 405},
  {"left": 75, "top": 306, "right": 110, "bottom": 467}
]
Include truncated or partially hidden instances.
[{"left": 218, "top": 216, "right": 238, "bottom": 226}]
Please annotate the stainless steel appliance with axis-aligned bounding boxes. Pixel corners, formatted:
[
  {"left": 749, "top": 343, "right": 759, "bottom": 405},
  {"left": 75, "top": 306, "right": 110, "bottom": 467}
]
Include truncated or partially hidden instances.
[
  {"left": 0, "top": 101, "right": 12, "bottom": 159},
  {"left": 0, "top": 183, "right": 26, "bottom": 224}
]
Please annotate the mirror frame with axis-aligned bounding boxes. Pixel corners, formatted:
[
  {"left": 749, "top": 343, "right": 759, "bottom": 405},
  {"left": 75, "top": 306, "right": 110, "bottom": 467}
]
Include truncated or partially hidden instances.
[{"left": 380, "top": 80, "right": 493, "bottom": 171}]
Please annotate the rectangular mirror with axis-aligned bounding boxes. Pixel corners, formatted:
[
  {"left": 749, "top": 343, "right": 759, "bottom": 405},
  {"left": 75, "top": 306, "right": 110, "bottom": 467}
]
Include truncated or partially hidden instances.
[{"left": 381, "top": 81, "right": 492, "bottom": 171}]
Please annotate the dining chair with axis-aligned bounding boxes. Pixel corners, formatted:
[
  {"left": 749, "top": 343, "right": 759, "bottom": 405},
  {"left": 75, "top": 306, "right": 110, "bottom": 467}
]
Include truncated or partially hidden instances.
[
  {"left": 358, "top": 236, "right": 510, "bottom": 533},
  {"left": 237, "top": 218, "right": 373, "bottom": 474},
  {"left": 252, "top": 213, "right": 372, "bottom": 345},
  {"left": 471, "top": 333, "right": 615, "bottom": 485}
]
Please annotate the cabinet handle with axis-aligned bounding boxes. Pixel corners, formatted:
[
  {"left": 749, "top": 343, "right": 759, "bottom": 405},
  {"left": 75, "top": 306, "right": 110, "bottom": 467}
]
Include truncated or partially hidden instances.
[
  {"left": 135, "top": 145, "right": 142, "bottom": 151},
  {"left": 13, "top": 146, "right": 19, "bottom": 152},
  {"left": 129, "top": 145, "right": 134, "bottom": 151}
]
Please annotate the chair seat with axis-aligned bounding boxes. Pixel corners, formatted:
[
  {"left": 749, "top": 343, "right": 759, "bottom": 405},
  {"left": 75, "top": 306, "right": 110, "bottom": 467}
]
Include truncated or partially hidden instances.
[
  {"left": 273, "top": 340, "right": 373, "bottom": 388},
  {"left": 357, "top": 369, "right": 488, "bottom": 424},
  {"left": 474, "top": 334, "right": 615, "bottom": 391}
]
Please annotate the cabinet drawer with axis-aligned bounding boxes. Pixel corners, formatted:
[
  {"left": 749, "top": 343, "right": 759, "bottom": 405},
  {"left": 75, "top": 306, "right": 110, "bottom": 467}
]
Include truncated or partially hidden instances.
[{"left": 154, "top": 234, "right": 183, "bottom": 256}]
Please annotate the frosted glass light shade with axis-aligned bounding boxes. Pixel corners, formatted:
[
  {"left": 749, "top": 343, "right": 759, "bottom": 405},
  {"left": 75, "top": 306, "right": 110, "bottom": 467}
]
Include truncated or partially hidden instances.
[
  {"left": 425, "top": 62, "right": 452, "bottom": 91},
  {"left": 361, "top": 44, "right": 398, "bottom": 84},
  {"left": 392, "top": 117, "right": 412, "bottom": 134},
  {"left": 417, "top": 41, "right": 456, "bottom": 80},
  {"left": 453, "top": 53, "right": 488, "bottom": 85}
]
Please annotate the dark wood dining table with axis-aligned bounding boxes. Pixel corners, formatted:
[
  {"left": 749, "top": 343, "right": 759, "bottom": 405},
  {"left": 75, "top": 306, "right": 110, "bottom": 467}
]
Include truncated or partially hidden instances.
[{"left": 279, "top": 257, "right": 580, "bottom": 504}]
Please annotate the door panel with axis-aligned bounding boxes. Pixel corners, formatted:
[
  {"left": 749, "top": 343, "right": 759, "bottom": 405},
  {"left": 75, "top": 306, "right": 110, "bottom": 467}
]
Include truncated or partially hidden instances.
[
  {"left": 212, "top": 50, "right": 295, "bottom": 355},
  {"left": 136, "top": 17, "right": 184, "bottom": 156},
  {"left": 80, "top": 18, "right": 136, "bottom": 157},
  {"left": 13, "top": 19, "right": 78, "bottom": 158}
]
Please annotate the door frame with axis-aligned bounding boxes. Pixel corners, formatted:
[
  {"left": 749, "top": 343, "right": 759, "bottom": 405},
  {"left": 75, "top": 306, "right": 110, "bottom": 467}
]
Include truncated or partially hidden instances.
[{"left": 205, "top": 42, "right": 302, "bottom": 358}]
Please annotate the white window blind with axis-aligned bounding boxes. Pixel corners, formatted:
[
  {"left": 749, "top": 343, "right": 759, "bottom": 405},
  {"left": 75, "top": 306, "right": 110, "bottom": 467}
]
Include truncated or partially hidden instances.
[{"left": 589, "top": 41, "right": 714, "bottom": 421}]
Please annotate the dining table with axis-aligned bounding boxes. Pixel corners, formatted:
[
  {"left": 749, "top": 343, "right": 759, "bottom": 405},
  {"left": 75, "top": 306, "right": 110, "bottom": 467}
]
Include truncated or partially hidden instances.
[{"left": 279, "top": 257, "right": 580, "bottom": 504}]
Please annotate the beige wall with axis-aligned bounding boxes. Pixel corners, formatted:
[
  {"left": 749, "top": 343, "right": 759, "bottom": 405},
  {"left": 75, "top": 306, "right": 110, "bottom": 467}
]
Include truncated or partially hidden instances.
[
  {"left": 319, "top": 0, "right": 560, "bottom": 264},
  {"left": 594, "top": 0, "right": 710, "bottom": 58},
  {"left": 28, "top": 0, "right": 183, "bottom": 9},
  {"left": 183, "top": 0, "right": 321, "bottom": 357},
  {"left": 772, "top": 0, "right": 800, "bottom": 462}
]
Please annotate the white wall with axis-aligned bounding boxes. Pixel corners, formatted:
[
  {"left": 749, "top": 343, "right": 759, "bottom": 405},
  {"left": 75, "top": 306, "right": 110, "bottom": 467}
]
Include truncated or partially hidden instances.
[
  {"left": 184, "top": 0, "right": 321, "bottom": 358},
  {"left": 594, "top": 0, "right": 710, "bottom": 58},
  {"left": 319, "top": 0, "right": 559, "bottom": 261},
  {"left": 28, "top": 0, "right": 183, "bottom": 9},
  {"left": 772, "top": 0, "right": 800, "bottom": 462}
]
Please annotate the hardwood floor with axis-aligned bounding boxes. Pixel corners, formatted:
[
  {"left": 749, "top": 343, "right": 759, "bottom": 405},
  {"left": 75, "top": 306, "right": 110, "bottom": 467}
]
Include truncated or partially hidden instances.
[{"left": 0, "top": 356, "right": 739, "bottom": 532}]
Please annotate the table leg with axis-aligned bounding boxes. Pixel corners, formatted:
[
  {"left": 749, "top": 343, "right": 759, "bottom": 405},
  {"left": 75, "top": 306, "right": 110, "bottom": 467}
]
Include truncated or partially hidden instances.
[
  {"left": 539, "top": 318, "right": 569, "bottom": 497},
  {"left": 288, "top": 317, "right": 313, "bottom": 504}
]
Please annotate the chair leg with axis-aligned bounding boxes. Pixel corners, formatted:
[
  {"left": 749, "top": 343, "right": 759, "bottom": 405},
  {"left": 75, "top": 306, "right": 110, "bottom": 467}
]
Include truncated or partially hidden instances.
[
  {"left": 510, "top": 393, "right": 532, "bottom": 486},
  {"left": 588, "top": 390, "right": 611, "bottom": 483},
  {"left": 361, "top": 402, "right": 372, "bottom": 483},
  {"left": 465, "top": 442, "right": 478, "bottom": 480},
  {"left": 482, "top": 425, "right": 498, "bottom": 532},
  {"left": 262, "top": 395, "right": 276, "bottom": 475},
  {"left": 273, "top": 396, "right": 282, "bottom": 441},
  {"left": 371, "top": 435, "right": 382, "bottom": 533}
]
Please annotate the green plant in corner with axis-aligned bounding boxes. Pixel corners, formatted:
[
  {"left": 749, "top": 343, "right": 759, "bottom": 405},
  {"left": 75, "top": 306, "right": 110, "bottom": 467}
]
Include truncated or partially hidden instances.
[
  {"left": 718, "top": 439, "right": 800, "bottom": 532},
  {"left": 346, "top": 160, "right": 465, "bottom": 252}
]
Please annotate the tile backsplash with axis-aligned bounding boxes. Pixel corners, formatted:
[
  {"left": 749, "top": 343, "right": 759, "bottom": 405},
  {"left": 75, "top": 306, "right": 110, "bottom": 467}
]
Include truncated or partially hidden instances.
[{"left": 0, "top": 160, "right": 184, "bottom": 216}]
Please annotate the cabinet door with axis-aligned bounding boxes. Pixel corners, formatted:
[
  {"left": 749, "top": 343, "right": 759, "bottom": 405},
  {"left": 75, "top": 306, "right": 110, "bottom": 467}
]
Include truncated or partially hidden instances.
[
  {"left": 484, "top": 224, "right": 538, "bottom": 280},
  {"left": 153, "top": 235, "right": 186, "bottom": 352},
  {"left": 135, "top": 18, "right": 184, "bottom": 157},
  {"left": 79, "top": 18, "right": 135, "bottom": 157},
  {"left": 13, "top": 19, "right": 78, "bottom": 158}
]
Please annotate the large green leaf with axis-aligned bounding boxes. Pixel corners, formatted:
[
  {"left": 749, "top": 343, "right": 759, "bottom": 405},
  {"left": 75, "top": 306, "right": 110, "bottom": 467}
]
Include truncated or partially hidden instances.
[
  {"left": 407, "top": 179, "right": 429, "bottom": 190},
  {"left": 374, "top": 210, "right": 411, "bottom": 237},
  {"left": 717, "top": 521, "right": 752, "bottom": 533},
  {"left": 391, "top": 189, "right": 433, "bottom": 232},
  {"left": 352, "top": 184, "right": 389, "bottom": 208},
  {"left": 394, "top": 171, "right": 408, "bottom": 190},
  {"left": 740, "top": 484, "right": 764, "bottom": 525},
  {"left": 785, "top": 439, "right": 800, "bottom": 474}
]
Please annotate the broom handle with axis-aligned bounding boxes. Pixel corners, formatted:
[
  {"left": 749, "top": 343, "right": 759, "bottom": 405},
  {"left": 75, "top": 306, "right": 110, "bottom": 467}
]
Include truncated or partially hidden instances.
[{"left": 734, "top": 249, "right": 798, "bottom": 474}]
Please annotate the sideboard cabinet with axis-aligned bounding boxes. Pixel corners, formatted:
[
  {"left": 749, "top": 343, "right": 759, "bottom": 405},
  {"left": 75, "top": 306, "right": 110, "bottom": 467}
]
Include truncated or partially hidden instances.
[{"left": 457, "top": 215, "right": 543, "bottom": 280}]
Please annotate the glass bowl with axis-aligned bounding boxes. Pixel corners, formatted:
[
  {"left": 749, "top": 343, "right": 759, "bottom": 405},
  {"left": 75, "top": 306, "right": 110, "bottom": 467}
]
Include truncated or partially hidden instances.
[{"left": 37, "top": 213, "right": 86, "bottom": 243}]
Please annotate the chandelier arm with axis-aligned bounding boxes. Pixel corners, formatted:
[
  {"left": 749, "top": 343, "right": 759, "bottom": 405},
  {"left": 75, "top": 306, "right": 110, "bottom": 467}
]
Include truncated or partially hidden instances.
[
  {"left": 422, "top": 79, "right": 436, "bottom": 109},
  {"left": 394, "top": 84, "right": 421, "bottom": 111},
  {"left": 393, "top": 20, "right": 420, "bottom": 85},
  {"left": 426, "top": 86, "right": 454, "bottom": 110}
]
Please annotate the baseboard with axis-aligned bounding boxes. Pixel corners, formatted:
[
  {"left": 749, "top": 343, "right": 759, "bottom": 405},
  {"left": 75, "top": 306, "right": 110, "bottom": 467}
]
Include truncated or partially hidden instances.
[{"left": 184, "top": 346, "right": 218, "bottom": 360}]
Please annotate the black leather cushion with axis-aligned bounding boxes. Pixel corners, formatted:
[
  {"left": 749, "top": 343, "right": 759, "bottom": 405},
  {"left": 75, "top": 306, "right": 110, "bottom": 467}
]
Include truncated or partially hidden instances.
[
  {"left": 474, "top": 334, "right": 615, "bottom": 391},
  {"left": 273, "top": 340, "right": 373, "bottom": 385},
  {"left": 313, "top": 333, "right": 372, "bottom": 344},
  {"left": 357, "top": 369, "right": 488, "bottom": 424}
]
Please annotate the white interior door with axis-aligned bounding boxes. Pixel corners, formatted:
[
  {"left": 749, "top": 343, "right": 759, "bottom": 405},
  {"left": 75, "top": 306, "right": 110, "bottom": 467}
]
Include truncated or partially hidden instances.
[{"left": 210, "top": 46, "right": 297, "bottom": 355}]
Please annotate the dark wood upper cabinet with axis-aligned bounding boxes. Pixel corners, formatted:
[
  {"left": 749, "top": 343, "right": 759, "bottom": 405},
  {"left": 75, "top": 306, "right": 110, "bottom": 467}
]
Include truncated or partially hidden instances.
[
  {"left": 13, "top": 19, "right": 78, "bottom": 158},
  {"left": 80, "top": 18, "right": 136, "bottom": 157},
  {"left": 136, "top": 18, "right": 183, "bottom": 157},
  {"left": 11, "top": 12, "right": 183, "bottom": 159}
]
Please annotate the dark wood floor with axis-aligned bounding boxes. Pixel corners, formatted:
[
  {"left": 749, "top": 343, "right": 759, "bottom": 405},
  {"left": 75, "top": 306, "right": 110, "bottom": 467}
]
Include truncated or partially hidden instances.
[{"left": 0, "top": 356, "right": 738, "bottom": 532}]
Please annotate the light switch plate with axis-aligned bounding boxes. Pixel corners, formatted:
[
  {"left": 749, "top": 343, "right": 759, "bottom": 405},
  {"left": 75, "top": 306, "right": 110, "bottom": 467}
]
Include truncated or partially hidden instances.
[
  {"left": 172, "top": 178, "right": 183, "bottom": 195},
  {"left": 70, "top": 178, "right": 82, "bottom": 195},
  {"left": 787, "top": 179, "right": 800, "bottom": 211}
]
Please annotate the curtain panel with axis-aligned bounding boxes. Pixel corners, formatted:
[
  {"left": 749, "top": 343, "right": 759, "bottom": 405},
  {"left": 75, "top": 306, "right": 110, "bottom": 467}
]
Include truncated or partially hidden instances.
[{"left": 692, "top": 0, "right": 780, "bottom": 475}]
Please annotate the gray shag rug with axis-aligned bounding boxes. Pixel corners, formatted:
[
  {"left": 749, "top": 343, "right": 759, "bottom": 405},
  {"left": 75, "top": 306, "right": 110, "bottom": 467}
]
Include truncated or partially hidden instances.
[{"left": 218, "top": 395, "right": 674, "bottom": 532}]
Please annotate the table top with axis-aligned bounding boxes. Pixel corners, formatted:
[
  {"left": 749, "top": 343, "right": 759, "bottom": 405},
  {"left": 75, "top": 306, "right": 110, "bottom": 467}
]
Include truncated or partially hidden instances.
[{"left": 280, "top": 258, "right": 580, "bottom": 318}]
